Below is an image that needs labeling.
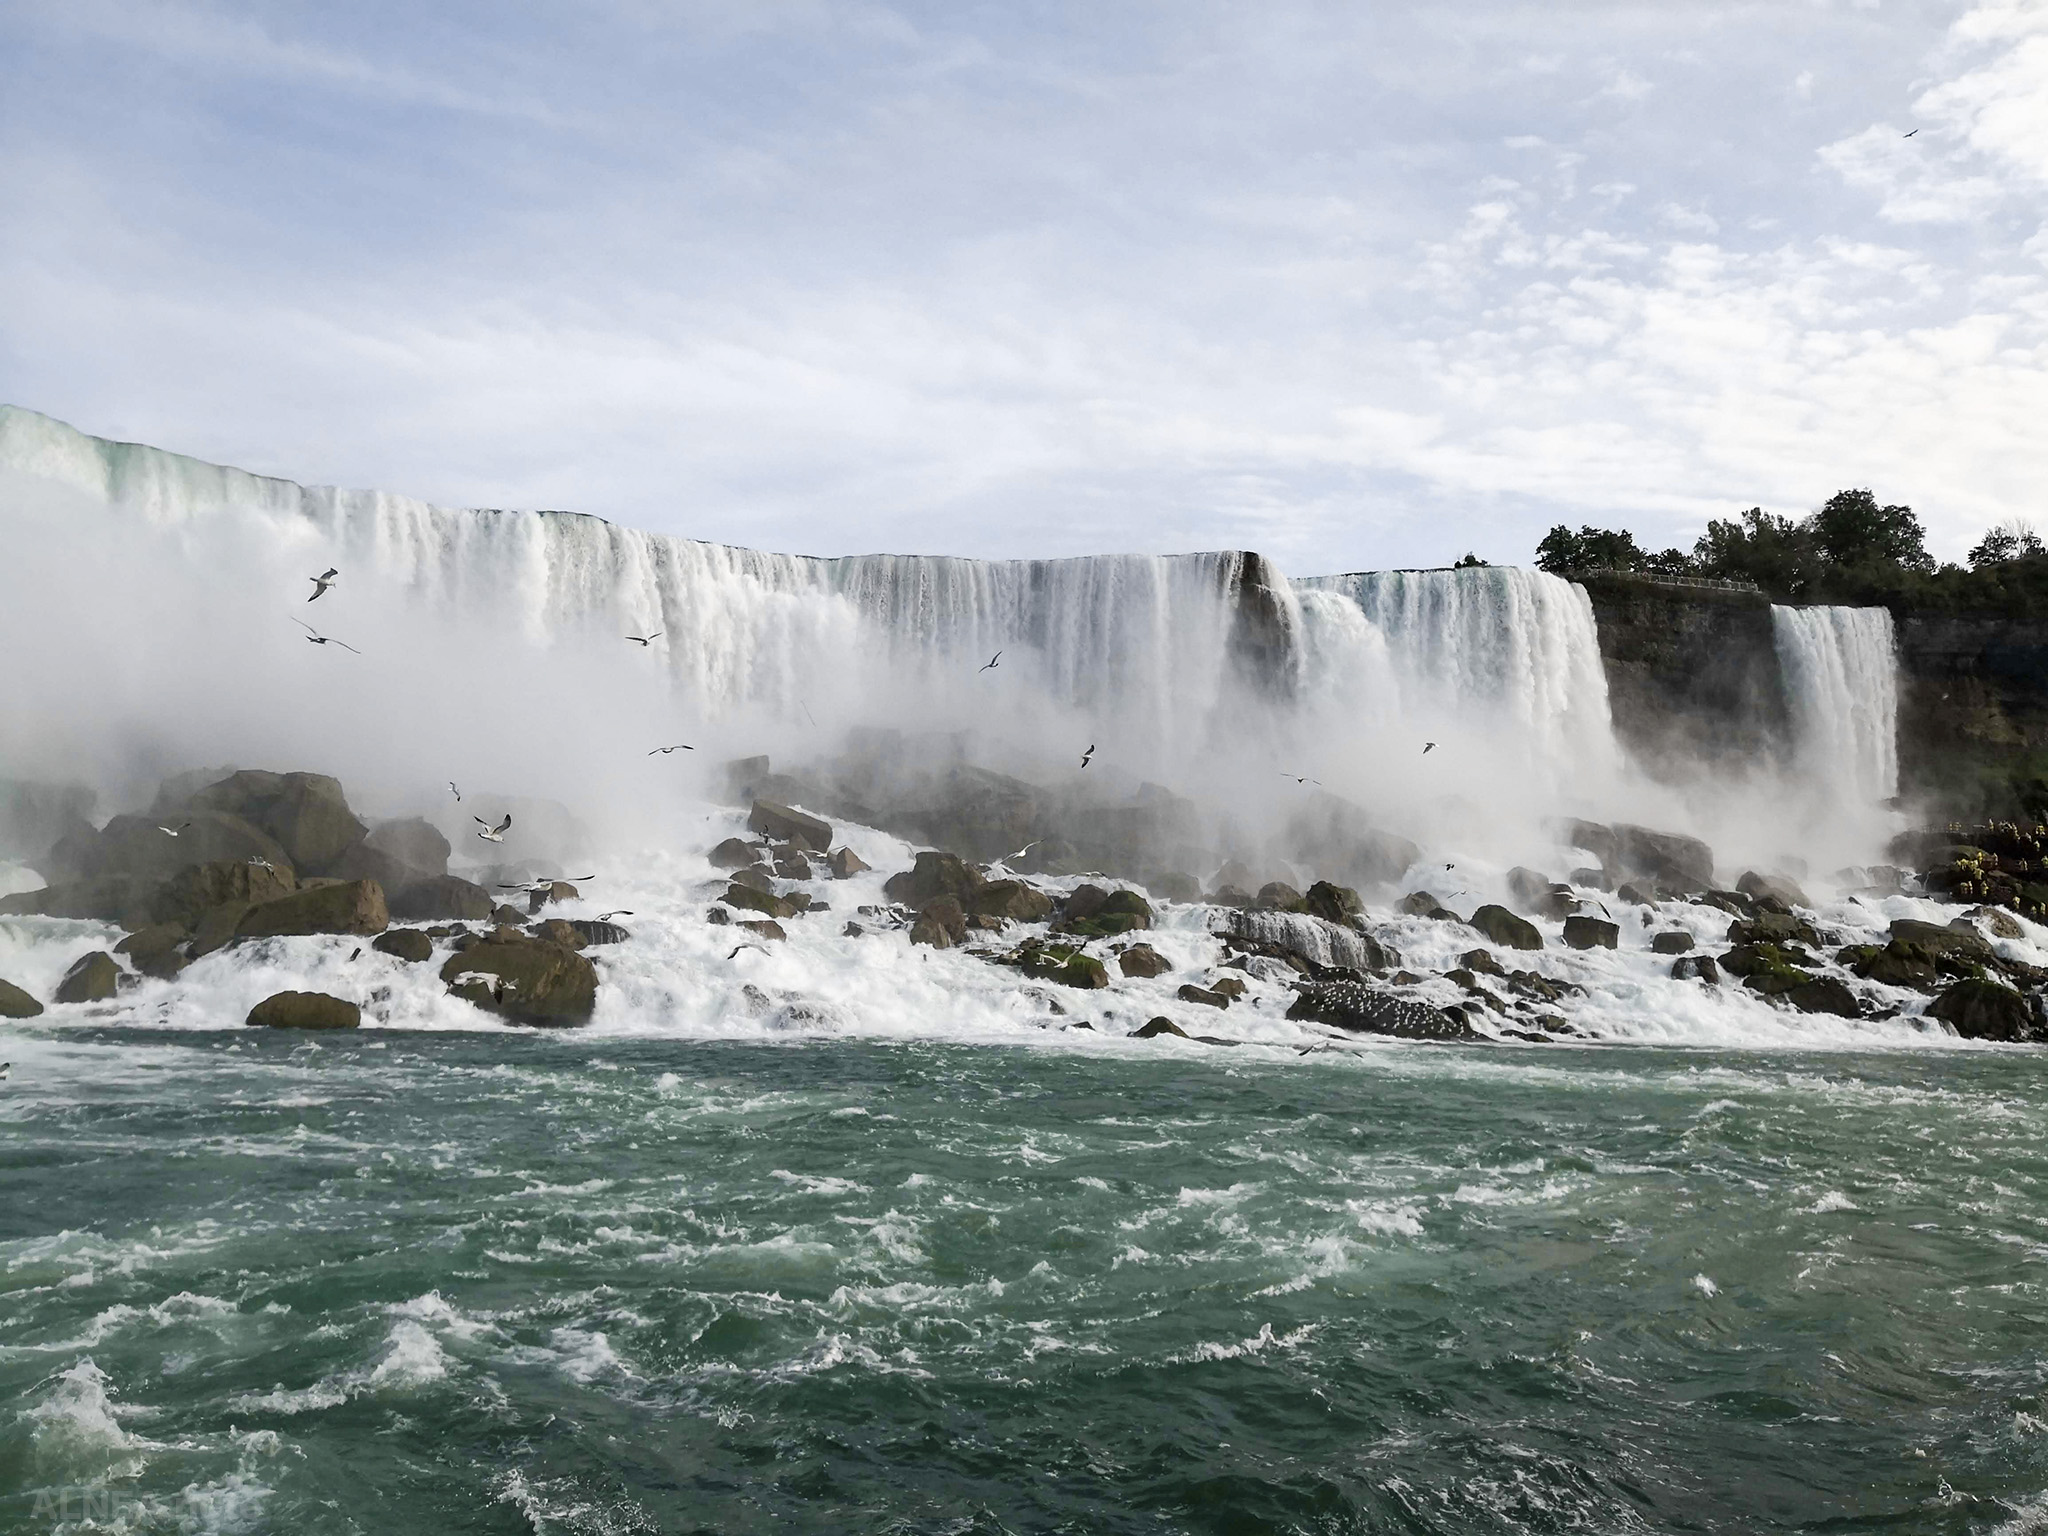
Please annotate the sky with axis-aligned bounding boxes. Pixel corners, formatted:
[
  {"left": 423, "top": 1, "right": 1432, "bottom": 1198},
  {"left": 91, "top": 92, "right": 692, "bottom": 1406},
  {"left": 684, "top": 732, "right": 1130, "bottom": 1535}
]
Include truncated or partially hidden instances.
[{"left": 2, "top": 0, "right": 2045, "bottom": 573}]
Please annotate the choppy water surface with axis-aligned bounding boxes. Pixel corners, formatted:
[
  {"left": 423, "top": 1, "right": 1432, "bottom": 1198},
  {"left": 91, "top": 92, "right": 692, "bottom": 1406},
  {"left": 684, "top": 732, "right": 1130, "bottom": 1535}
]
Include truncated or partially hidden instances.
[{"left": 7, "top": 1030, "right": 2048, "bottom": 1533}]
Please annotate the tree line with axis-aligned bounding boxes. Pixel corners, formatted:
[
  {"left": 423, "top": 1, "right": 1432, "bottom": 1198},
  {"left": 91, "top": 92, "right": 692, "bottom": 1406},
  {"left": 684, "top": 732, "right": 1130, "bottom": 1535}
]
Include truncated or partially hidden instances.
[{"left": 1534, "top": 491, "right": 2048, "bottom": 614}]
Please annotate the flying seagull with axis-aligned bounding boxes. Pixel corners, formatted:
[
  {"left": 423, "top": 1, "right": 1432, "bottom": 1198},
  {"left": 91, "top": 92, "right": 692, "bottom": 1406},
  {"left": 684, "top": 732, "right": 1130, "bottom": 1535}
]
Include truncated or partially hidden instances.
[
  {"left": 980, "top": 651, "right": 1001, "bottom": 672},
  {"left": 475, "top": 813, "right": 512, "bottom": 843},
  {"left": 293, "top": 618, "right": 361, "bottom": 653},
  {"left": 1080, "top": 744, "right": 1096, "bottom": 768},
  {"left": 0, "top": 1063, "right": 9, "bottom": 1081},
  {"left": 597, "top": 910, "right": 634, "bottom": 921},
  {"left": 1004, "top": 839, "right": 1042, "bottom": 864},
  {"left": 247, "top": 857, "right": 276, "bottom": 871},
  {"left": 626, "top": 632, "right": 663, "bottom": 646},
  {"left": 1904, "top": 128, "right": 1919, "bottom": 137},
  {"left": 157, "top": 822, "right": 193, "bottom": 837},
  {"left": 307, "top": 568, "right": 338, "bottom": 601},
  {"left": 727, "top": 943, "right": 766, "bottom": 960},
  {"left": 1422, "top": 742, "right": 1436, "bottom": 755},
  {"left": 498, "top": 875, "right": 595, "bottom": 891},
  {"left": 648, "top": 744, "right": 694, "bottom": 755},
  {"left": 1279, "top": 772, "right": 1321, "bottom": 785},
  {"left": 448, "top": 781, "right": 461, "bottom": 802}
]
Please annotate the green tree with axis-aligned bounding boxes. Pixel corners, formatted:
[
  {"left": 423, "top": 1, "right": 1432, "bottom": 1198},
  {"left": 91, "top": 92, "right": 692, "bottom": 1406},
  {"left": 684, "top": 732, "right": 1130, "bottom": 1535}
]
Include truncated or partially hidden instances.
[
  {"left": 1535, "top": 524, "right": 1647, "bottom": 575},
  {"left": 1969, "top": 520, "right": 2045, "bottom": 568},
  {"left": 1810, "top": 488, "right": 1934, "bottom": 573},
  {"left": 1692, "top": 507, "right": 1811, "bottom": 592}
]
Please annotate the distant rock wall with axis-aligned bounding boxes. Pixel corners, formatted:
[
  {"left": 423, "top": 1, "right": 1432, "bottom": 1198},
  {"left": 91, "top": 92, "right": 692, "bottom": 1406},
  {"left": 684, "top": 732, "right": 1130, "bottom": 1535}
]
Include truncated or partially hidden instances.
[{"left": 1893, "top": 614, "right": 2048, "bottom": 819}]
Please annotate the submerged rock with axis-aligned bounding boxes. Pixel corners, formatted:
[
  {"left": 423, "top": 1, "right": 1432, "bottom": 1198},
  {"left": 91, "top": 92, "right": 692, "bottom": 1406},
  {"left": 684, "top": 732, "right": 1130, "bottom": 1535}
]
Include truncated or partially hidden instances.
[
  {"left": 0, "top": 977, "right": 44, "bottom": 1018},
  {"left": 570, "top": 919, "right": 629, "bottom": 946},
  {"left": 1177, "top": 983, "right": 1232, "bottom": 1009},
  {"left": 115, "top": 922, "right": 190, "bottom": 980},
  {"left": 54, "top": 951, "right": 120, "bottom": 1004},
  {"left": 1009, "top": 941, "right": 1109, "bottom": 990},
  {"left": 709, "top": 837, "right": 761, "bottom": 869},
  {"left": 247, "top": 990, "right": 361, "bottom": 1030},
  {"left": 1134, "top": 1016, "right": 1189, "bottom": 1039},
  {"left": 1286, "top": 979, "right": 1476, "bottom": 1040},
  {"left": 441, "top": 932, "right": 598, "bottom": 1026}
]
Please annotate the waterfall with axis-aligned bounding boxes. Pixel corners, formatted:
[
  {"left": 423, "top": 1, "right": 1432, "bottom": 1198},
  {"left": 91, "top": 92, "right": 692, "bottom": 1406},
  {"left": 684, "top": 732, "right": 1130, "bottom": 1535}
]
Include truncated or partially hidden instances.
[{"left": 1770, "top": 604, "right": 1899, "bottom": 805}]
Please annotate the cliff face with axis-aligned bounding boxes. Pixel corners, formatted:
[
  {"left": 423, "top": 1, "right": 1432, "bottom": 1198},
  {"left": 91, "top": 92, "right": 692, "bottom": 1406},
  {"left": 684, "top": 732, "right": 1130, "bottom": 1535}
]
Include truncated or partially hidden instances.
[
  {"left": 1571, "top": 574, "right": 1792, "bottom": 775},
  {"left": 1894, "top": 615, "right": 2048, "bottom": 819}
]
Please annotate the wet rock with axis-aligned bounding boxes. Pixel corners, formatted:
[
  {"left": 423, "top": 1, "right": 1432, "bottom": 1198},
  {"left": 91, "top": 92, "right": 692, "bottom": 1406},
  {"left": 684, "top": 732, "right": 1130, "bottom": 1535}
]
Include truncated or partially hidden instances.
[
  {"left": 365, "top": 817, "right": 451, "bottom": 879},
  {"left": 372, "top": 929, "right": 435, "bottom": 962},
  {"left": 1562, "top": 916, "right": 1619, "bottom": 950},
  {"left": 88, "top": 811, "right": 295, "bottom": 884},
  {"left": 1930, "top": 978, "right": 2041, "bottom": 1041},
  {"left": 1094, "top": 889, "right": 1154, "bottom": 933},
  {"left": 1889, "top": 918, "right": 1992, "bottom": 961},
  {"left": 1286, "top": 979, "right": 1477, "bottom": 1040},
  {"left": 707, "top": 907, "right": 732, "bottom": 925},
  {"left": 1615, "top": 882, "right": 1656, "bottom": 907},
  {"left": 1148, "top": 872, "right": 1201, "bottom": 904},
  {"left": 1063, "top": 884, "right": 1110, "bottom": 921},
  {"left": 1010, "top": 942, "right": 1109, "bottom": 989},
  {"left": 1210, "top": 976, "right": 1248, "bottom": 1000},
  {"left": 246, "top": 990, "right": 361, "bottom": 1030},
  {"left": 724, "top": 884, "right": 799, "bottom": 921},
  {"left": 1738, "top": 870, "right": 1810, "bottom": 910},
  {"left": 772, "top": 854, "right": 812, "bottom": 880},
  {"left": 1729, "top": 912, "right": 1820, "bottom": 948},
  {"left": 842, "top": 921, "right": 865, "bottom": 938},
  {"left": 1507, "top": 866, "right": 1553, "bottom": 910},
  {"left": 1848, "top": 941, "right": 1940, "bottom": 990},
  {"left": 1300, "top": 881, "right": 1365, "bottom": 926},
  {"left": 237, "top": 880, "right": 389, "bottom": 939},
  {"left": 710, "top": 837, "right": 761, "bottom": 869},
  {"left": 970, "top": 880, "right": 1055, "bottom": 923},
  {"left": 1134, "top": 1016, "right": 1189, "bottom": 1039},
  {"left": 1207, "top": 884, "right": 1254, "bottom": 908},
  {"left": 152, "top": 859, "right": 297, "bottom": 928},
  {"left": 1570, "top": 866, "right": 1612, "bottom": 891},
  {"left": 727, "top": 865, "right": 775, "bottom": 894},
  {"left": 115, "top": 922, "right": 190, "bottom": 980},
  {"left": 570, "top": 920, "right": 629, "bottom": 946},
  {"left": 388, "top": 874, "right": 495, "bottom": 922},
  {"left": 1470, "top": 904, "right": 1542, "bottom": 951},
  {"left": 0, "top": 977, "right": 45, "bottom": 1017},
  {"left": 440, "top": 932, "right": 599, "bottom": 1026},
  {"left": 1398, "top": 891, "right": 1449, "bottom": 918},
  {"left": 1118, "top": 943, "right": 1171, "bottom": 979},
  {"left": 1255, "top": 881, "right": 1304, "bottom": 911},
  {"left": 1967, "top": 906, "right": 2027, "bottom": 941},
  {"left": 1788, "top": 977, "right": 1861, "bottom": 1017},
  {"left": 54, "top": 951, "right": 120, "bottom": 1003},
  {"left": 884, "top": 851, "right": 985, "bottom": 907},
  {"left": 1671, "top": 954, "right": 1721, "bottom": 984},
  {"left": 188, "top": 771, "right": 366, "bottom": 875},
  {"left": 490, "top": 903, "right": 527, "bottom": 926},
  {"left": 911, "top": 896, "right": 968, "bottom": 949},
  {"left": 1613, "top": 824, "right": 1716, "bottom": 892},
  {"left": 527, "top": 918, "right": 587, "bottom": 949},
  {"left": 828, "top": 846, "right": 871, "bottom": 879},
  {"left": 747, "top": 799, "right": 833, "bottom": 852},
  {"left": 1178, "top": 982, "right": 1232, "bottom": 1009},
  {"left": 1459, "top": 948, "right": 1507, "bottom": 978},
  {"left": 1650, "top": 930, "right": 1695, "bottom": 954},
  {"left": 0, "top": 875, "right": 158, "bottom": 928},
  {"left": 739, "top": 920, "right": 787, "bottom": 942}
]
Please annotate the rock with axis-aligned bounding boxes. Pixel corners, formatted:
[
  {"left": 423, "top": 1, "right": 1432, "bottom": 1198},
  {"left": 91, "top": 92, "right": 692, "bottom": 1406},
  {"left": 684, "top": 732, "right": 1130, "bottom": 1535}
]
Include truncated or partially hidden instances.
[
  {"left": 1014, "top": 943, "right": 1110, "bottom": 989},
  {"left": 526, "top": 918, "right": 586, "bottom": 949},
  {"left": 1459, "top": 948, "right": 1506, "bottom": 978},
  {"left": 1967, "top": 906, "right": 2027, "bottom": 941},
  {"left": 1507, "top": 867, "right": 1553, "bottom": 910},
  {"left": 387, "top": 874, "right": 494, "bottom": 922},
  {"left": 1728, "top": 912, "right": 1820, "bottom": 948},
  {"left": 727, "top": 865, "right": 774, "bottom": 894},
  {"left": 1119, "top": 943, "right": 1171, "bottom": 978},
  {"left": 525, "top": 881, "right": 580, "bottom": 914},
  {"left": 1210, "top": 976, "right": 1248, "bottom": 999},
  {"left": 739, "top": 920, "right": 787, "bottom": 942},
  {"left": 724, "top": 755, "right": 773, "bottom": 803},
  {"left": 970, "top": 880, "right": 1055, "bottom": 922},
  {"left": 1930, "top": 979, "right": 2041, "bottom": 1042},
  {"left": 1570, "top": 866, "right": 1612, "bottom": 891},
  {"left": 828, "top": 847, "right": 871, "bottom": 879},
  {"left": 1300, "top": 881, "right": 1365, "bottom": 925},
  {"left": 1063, "top": 883, "right": 1110, "bottom": 921},
  {"left": 189, "top": 771, "right": 366, "bottom": 875},
  {"left": 188, "top": 902, "right": 252, "bottom": 958},
  {"left": 54, "top": 951, "right": 120, "bottom": 1003},
  {"left": 1207, "top": 884, "right": 1253, "bottom": 908},
  {"left": 569, "top": 920, "right": 629, "bottom": 946},
  {"left": 0, "top": 977, "right": 45, "bottom": 1018},
  {"left": 724, "top": 884, "right": 799, "bottom": 921},
  {"left": 246, "top": 990, "right": 361, "bottom": 1030},
  {"left": 1255, "top": 881, "right": 1304, "bottom": 911},
  {"left": 707, "top": 907, "right": 732, "bottom": 925},
  {"left": 152, "top": 859, "right": 297, "bottom": 928},
  {"left": 1560, "top": 818, "right": 1619, "bottom": 870},
  {"left": 0, "top": 875, "right": 158, "bottom": 927},
  {"left": 747, "top": 799, "right": 833, "bottom": 852},
  {"left": 440, "top": 932, "right": 599, "bottom": 1026},
  {"left": 772, "top": 854, "right": 811, "bottom": 880},
  {"left": 1399, "top": 891, "right": 1447, "bottom": 917},
  {"left": 1134, "top": 1017, "right": 1189, "bottom": 1039},
  {"left": 1788, "top": 977, "right": 1861, "bottom": 1017},
  {"left": 115, "top": 923, "right": 190, "bottom": 980},
  {"left": 237, "top": 880, "right": 389, "bottom": 939},
  {"left": 1889, "top": 919, "right": 1992, "bottom": 960},
  {"left": 1178, "top": 983, "right": 1232, "bottom": 1009},
  {"left": 1097, "top": 889, "right": 1153, "bottom": 929},
  {"left": 1470, "top": 904, "right": 1542, "bottom": 951},
  {"left": 372, "top": 929, "right": 435, "bottom": 962},
  {"left": 1671, "top": 954, "right": 1721, "bottom": 984},
  {"left": 1613, "top": 824, "right": 1715, "bottom": 892},
  {"left": 88, "top": 811, "right": 295, "bottom": 884},
  {"left": 1286, "top": 979, "right": 1477, "bottom": 1040},
  {"left": 884, "top": 851, "right": 985, "bottom": 907},
  {"left": 710, "top": 837, "right": 761, "bottom": 869},
  {"left": 1650, "top": 930, "right": 1695, "bottom": 954},
  {"left": 1850, "top": 941, "right": 1939, "bottom": 989},
  {"left": 1615, "top": 882, "right": 1656, "bottom": 906},
  {"left": 365, "top": 818, "right": 451, "bottom": 878},
  {"left": 1148, "top": 872, "right": 1201, "bottom": 904},
  {"left": 911, "top": 896, "right": 968, "bottom": 948},
  {"left": 1562, "top": 916, "right": 1619, "bottom": 950},
  {"left": 1738, "top": 870, "right": 1810, "bottom": 910}
]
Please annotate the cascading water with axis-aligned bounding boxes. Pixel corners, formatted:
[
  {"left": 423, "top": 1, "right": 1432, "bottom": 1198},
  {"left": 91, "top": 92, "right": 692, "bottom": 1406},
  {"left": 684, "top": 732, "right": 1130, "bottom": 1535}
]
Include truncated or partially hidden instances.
[{"left": 1770, "top": 604, "right": 1900, "bottom": 808}]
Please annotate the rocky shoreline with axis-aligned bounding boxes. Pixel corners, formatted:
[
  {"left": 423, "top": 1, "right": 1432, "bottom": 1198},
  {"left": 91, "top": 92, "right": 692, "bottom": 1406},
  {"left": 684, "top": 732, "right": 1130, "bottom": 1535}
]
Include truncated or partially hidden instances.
[{"left": 2, "top": 762, "right": 2045, "bottom": 1045}]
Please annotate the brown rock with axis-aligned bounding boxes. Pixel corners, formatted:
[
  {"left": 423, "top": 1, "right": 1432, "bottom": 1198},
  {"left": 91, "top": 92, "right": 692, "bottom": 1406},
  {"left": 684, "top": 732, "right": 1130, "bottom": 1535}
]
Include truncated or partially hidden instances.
[
  {"left": 739, "top": 919, "right": 787, "bottom": 942},
  {"left": 1118, "top": 943, "right": 1171, "bottom": 979},
  {"left": 528, "top": 918, "right": 587, "bottom": 949},
  {"left": 724, "top": 883, "right": 799, "bottom": 920},
  {"left": 188, "top": 770, "right": 366, "bottom": 875},
  {"left": 371, "top": 929, "right": 435, "bottom": 963},
  {"left": 152, "top": 859, "right": 296, "bottom": 928},
  {"left": 709, "top": 836, "right": 762, "bottom": 869},
  {"left": 439, "top": 932, "right": 598, "bottom": 1026},
  {"left": 747, "top": 799, "right": 833, "bottom": 852},
  {"left": 884, "top": 851, "right": 986, "bottom": 907},
  {"left": 246, "top": 990, "right": 361, "bottom": 1030},
  {"left": 54, "top": 951, "right": 120, "bottom": 1003},
  {"left": 1177, "top": 982, "right": 1231, "bottom": 1009},
  {"left": 0, "top": 977, "right": 44, "bottom": 1018},
  {"left": 387, "top": 874, "right": 494, "bottom": 922},
  {"left": 1562, "top": 915, "right": 1620, "bottom": 950},
  {"left": 114, "top": 922, "right": 190, "bottom": 980},
  {"left": 911, "top": 896, "right": 968, "bottom": 949},
  {"left": 237, "top": 880, "right": 389, "bottom": 939},
  {"left": 828, "top": 846, "right": 871, "bottom": 879},
  {"left": 970, "top": 880, "right": 1054, "bottom": 922},
  {"left": 1210, "top": 976, "right": 1248, "bottom": 999},
  {"left": 1134, "top": 1016, "right": 1189, "bottom": 1039}
]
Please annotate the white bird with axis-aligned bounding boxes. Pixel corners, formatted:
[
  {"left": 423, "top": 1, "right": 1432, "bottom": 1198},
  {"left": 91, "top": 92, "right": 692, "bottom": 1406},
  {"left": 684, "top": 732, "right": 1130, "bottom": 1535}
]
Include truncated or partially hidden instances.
[
  {"left": 1279, "top": 772, "right": 1321, "bottom": 785},
  {"left": 247, "top": 857, "right": 276, "bottom": 871},
  {"left": 293, "top": 617, "right": 361, "bottom": 653},
  {"left": 475, "top": 813, "right": 512, "bottom": 843},
  {"left": 307, "top": 568, "right": 338, "bottom": 601},
  {"left": 157, "top": 822, "right": 193, "bottom": 837},
  {"left": 1005, "top": 839, "right": 1042, "bottom": 864},
  {"left": 980, "top": 651, "right": 1001, "bottom": 673},
  {"left": 448, "top": 781, "right": 461, "bottom": 802},
  {"left": 626, "top": 632, "right": 663, "bottom": 646},
  {"left": 1080, "top": 744, "right": 1096, "bottom": 767},
  {"left": 648, "top": 744, "right": 694, "bottom": 755}
]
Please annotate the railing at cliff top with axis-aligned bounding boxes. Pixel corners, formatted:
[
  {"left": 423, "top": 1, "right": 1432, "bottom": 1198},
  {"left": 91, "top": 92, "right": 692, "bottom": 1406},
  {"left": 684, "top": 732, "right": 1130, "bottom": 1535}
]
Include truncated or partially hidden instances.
[{"left": 1574, "top": 568, "right": 1763, "bottom": 595}]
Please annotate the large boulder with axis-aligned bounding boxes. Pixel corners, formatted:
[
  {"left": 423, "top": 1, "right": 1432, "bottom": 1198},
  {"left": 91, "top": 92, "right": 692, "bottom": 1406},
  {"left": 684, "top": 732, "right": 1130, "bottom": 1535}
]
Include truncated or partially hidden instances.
[
  {"left": 1134, "top": 1016, "right": 1189, "bottom": 1039},
  {"left": 1850, "top": 940, "right": 1940, "bottom": 989},
  {"left": 1286, "top": 979, "right": 1477, "bottom": 1040},
  {"left": 969, "top": 880, "right": 1054, "bottom": 922},
  {"left": 247, "top": 991, "right": 361, "bottom": 1030},
  {"left": 236, "top": 880, "right": 389, "bottom": 939},
  {"left": 884, "top": 850, "right": 985, "bottom": 907},
  {"left": 186, "top": 771, "right": 366, "bottom": 875},
  {"left": 1178, "top": 983, "right": 1232, "bottom": 1009},
  {"left": 724, "top": 884, "right": 800, "bottom": 920},
  {"left": 387, "top": 875, "right": 494, "bottom": 922},
  {"left": 115, "top": 923, "right": 190, "bottom": 980},
  {"left": 1119, "top": 943, "right": 1171, "bottom": 979},
  {"left": 1066, "top": 889, "right": 1153, "bottom": 937},
  {"left": 1147, "top": 872, "right": 1202, "bottom": 904},
  {"left": 828, "top": 846, "right": 872, "bottom": 879},
  {"left": 1506, "top": 866, "right": 1553, "bottom": 911},
  {"left": 365, "top": 818, "right": 450, "bottom": 878},
  {"left": 1890, "top": 919, "right": 1992, "bottom": 961},
  {"left": 1470, "top": 904, "right": 1542, "bottom": 951},
  {"left": 152, "top": 860, "right": 296, "bottom": 928},
  {"left": 1613, "top": 825, "right": 1715, "bottom": 893},
  {"left": 372, "top": 929, "right": 435, "bottom": 963},
  {"left": 0, "top": 977, "right": 44, "bottom": 1018},
  {"left": 1014, "top": 944, "right": 1109, "bottom": 990},
  {"left": 709, "top": 836, "right": 762, "bottom": 869},
  {"left": 54, "top": 951, "right": 120, "bottom": 1004},
  {"left": 328, "top": 840, "right": 429, "bottom": 897},
  {"left": 440, "top": 932, "right": 599, "bottom": 1026},
  {"left": 1729, "top": 912, "right": 1821, "bottom": 948},
  {"left": 1930, "top": 979, "right": 2041, "bottom": 1042},
  {"left": 0, "top": 874, "right": 158, "bottom": 927},
  {"left": 89, "top": 811, "right": 293, "bottom": 883},
  {"left": 747, "top": 799, "right": 832, "bottom": 852},
  {"left": 910, "top": 896, "right": 968, "bottom": 948},
  {"left": 1650, "top": 930, "right": 1695, "bottom": 954},
  {"left": 1562, "top": 916, "right": 1619, "bottom": 950},
  {"left": 1737, "top": 870, "right": 1810, "bottom": 910},
  {"left": 1255, "top": 881, "right": 1305, "bottom": 911},
  {"left": 1788, "top": 977, "right": 1861, "bottom": 1017},
  {"left": 1301, "top": 881, "right": 1365, "bottom": 926}
]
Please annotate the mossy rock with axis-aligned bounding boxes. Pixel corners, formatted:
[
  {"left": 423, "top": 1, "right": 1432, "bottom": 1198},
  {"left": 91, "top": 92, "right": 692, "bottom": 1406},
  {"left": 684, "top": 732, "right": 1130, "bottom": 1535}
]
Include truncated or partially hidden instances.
[{"left": 1016, "top": 944, "right": 1109, "bottom": 990}]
